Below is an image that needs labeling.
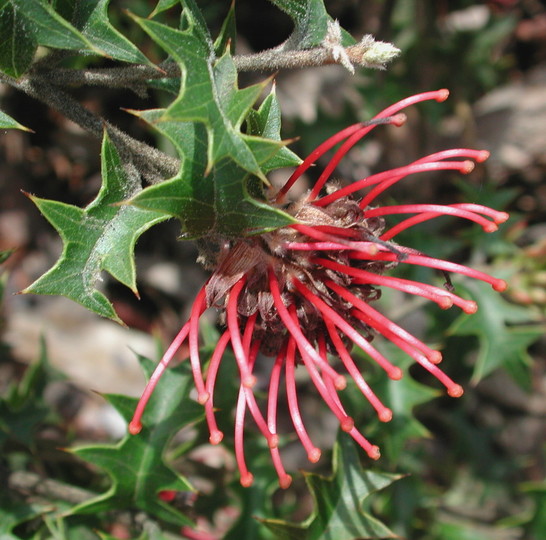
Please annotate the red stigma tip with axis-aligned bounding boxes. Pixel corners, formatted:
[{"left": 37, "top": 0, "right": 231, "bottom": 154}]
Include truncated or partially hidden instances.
[
  {"left": 197, "top": 391, "right": 210, "bottom": 405},
  {"left": 391, "top": 113, "right": 407, "bottom": 126},
  {"left": 429, "top": 351, "right": 442, "bottom": 364},
  {"left": 493, "top": 279, "right": 508, "bottom": 292},
  {"left": 308, "top": 448, "right": 322, "bottom": 463},
  {"left": 463, "top": 301, "right": 478, "bottom": 314},
  {"left": 279, "top": 475, "right": 293, "bottom": 489},
  {"left": 477, "top": 150, "right": 490, "bottom": 162},
  {"left": 158, "top": 490, "right": 177, "bottom": 502},
  {"left": 461, "top": 160, "right": 475, "bottom": 174},
  {"left": 390, "top": 367, "right": 403, "bottom": 380},
  {"left": 378, "top": 409, "right": 393, "bottom": 422},
  {"left": 335, "top": 375, "right": 347, "bottom": 390},
  {"left": 436, "top": 89, "right": 450, "bottom": 102},
  {"left": 341, "top": 417, "right": 354, "bottom": 432},
  {"left": 128, "top": 421, "right": 142, "bottom": 435},
  {"left": 240, "top": 473, "right": 254, "bottom": 488},
  {"left": 496, "top": 212, "right": 509, "bottom": 224},
  {"left": 368, "top": 445, "right": 381, "bottom": 460},
  {"left": 209, "top": 430, "right": 224, "bottom": 445},
  {"left": 448, "top": 384, "right": 464, "bottom": 398}
]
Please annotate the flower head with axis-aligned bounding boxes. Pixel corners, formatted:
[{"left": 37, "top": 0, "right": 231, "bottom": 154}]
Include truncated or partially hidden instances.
[{"left": 129, "top": 90, "right": 508, "bottom": 489}]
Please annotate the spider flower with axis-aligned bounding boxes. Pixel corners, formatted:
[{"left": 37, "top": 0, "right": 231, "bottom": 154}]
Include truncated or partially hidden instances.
[{"left": 129, "top": 90, "right": 508, "bottom": 489}]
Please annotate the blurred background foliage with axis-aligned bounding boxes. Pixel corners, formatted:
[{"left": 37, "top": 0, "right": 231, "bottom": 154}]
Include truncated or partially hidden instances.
[{"left": 1, "top": 0, "right": 546, "bottom": 538}]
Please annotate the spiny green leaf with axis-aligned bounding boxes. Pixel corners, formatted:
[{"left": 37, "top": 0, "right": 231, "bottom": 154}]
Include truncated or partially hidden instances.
[
  {"left": 0, "top": 3, "right": 37, "bottom": 77},
  {"left": 130, "top": 156, "right": 296, "bottom": 238},
  {"left": 23, "top": 132, "right": 168, "bottom": 322},
  {"left": 0, "top": 498, "right": 49, "bottom": 539},
  {"left": 127, "top": 95, "right": 297, "bottom": 238},
  {"left": 244, "top": 85, "right": 301, "bottom": 173},
  {"left": 0, "top": 109, "right": 31, "bottom": 130},
  {"left": 11, "top": 0, "right": 103, "bottom": 54},
  {"left": 213, "top": 0, "right": 236, "bottom": 56},
  {"left": 133, "top": 13, "right": 266, "bottom": 179},
  {"left": 70, "top": 355, "right": 202, "bottom": 527},
  {"left": 260, "top": 435, "right": 402, "bottom": 539},
  {"left": 72, "top": 0, "right": 153, "bottom": 65},
  {"left": 449, "top": 281, "right": 545, "bottom": 384},
  {"left": 268, "top": 0, "right": 355, "bottom": 49},
  {"left": 149, "top": 0, "right": 179, "bottom": 19}
]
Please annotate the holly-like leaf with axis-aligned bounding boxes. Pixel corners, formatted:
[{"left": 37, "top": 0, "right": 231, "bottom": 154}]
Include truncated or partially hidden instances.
[
  {"left": 244, "top": 85, "right": 301, "bottom": 173},
  {"left": 0, "top": 3, "right": 37, "bottom": 77},
  {"left": 0, "top": 109, "right": 31, "bottom": 130},
  {"left": 127, "top": 93, "right": 298, "bottom": 238},
  {"left": 11, "top": 0, "right": 103, "bottom": 54},
  {"left": 261, "top": 435, "right": 402, "bottom": 539},
  {"left": 213, "top": 0, "right": 236, "bottom": 56},
  {"left": 0, "top": 498, "right": 49, "bottom": 540},
  {"left": 449, "top": 281, "right": 545, "bottom": 384},
  {"left": 268, "top": 0, "right": 355, "bottom": 49},
  {"left": 0, "top": 337, "right": 59, "bottom": 449},
  {"left": 72, "top": 0, "right": 153, "bottom": 65},
  {"left": 70, "top": 354, "right": 203, "bottom": 527},
  {"left": 23, "top": 132, "right": 168, "bottom": 322},
  {"left": 133, "top": 10, "right": 266, "bottom": 180},
  {"left": 148, "top": 0, "right": 179, "bottom": 19}
]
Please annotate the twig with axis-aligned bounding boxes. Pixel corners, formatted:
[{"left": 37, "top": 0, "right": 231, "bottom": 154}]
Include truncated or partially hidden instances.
[
  {"left": 0, "top": 72, "right": 179, "bottom": 185},
  {"left": 8, "top": 470, "right": 94, "bottom": 505},
  {"left": 30, "top": 29, "right": 399, "bottom": 87}
]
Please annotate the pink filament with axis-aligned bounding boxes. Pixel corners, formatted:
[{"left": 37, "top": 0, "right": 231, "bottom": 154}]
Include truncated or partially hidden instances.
[
  {"left": 315, "top": 160, "right": 474, "bottom": 208},
  {"left": 326, "top": 279, "right": 442, "bottom": 363},
  {"left": 353, "top": 250, "right": 507, "bottom": 292},
  {"left": 204, "top": 329, "right": 231, "bottom": 444},
  {"left": 235, "top": 384, "right": 253, "bottom": 488},
  {"left": 267, "top": 346, "right": 293, "bottom": 489},
  {"left": 290, "top": 277, "right": 403, "bottom": 380},
  {"left": 129, "top": 320, "right": 191, "bottom": 435},
  {"left": 285, "top": 336, "right": 322, "bottom": 463},
  {"left": 325, "top": 319, "right": 393, "bottom": 422},
  {"left": 277, "top": 90, "right": 449, "bottom": 202},
  {"left": 367, "top": 204, "right": 498, "bottom": 234},
  {"left": 189, "top": 285, "right": 211, "bottom": 404},
  {"left": 313, "top": 256, "right": 454, "bottom": 310},
  {"left": 323, "top": 373, "right": 381, "bottom": 459},
  {"left": 357, "top": 149, "right": 489, "bottom": 209},
  {"left": 226, "top": 276, "right": 257, "bottom": 389}
]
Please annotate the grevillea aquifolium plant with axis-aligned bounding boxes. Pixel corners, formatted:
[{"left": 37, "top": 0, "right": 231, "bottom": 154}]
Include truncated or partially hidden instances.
[{"left": 128, "top": 89, "right": 508, "bottom": 489}]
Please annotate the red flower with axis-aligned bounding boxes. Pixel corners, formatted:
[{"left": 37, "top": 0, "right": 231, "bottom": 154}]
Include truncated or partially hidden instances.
[{"left": 129, "top": 90, "right": 508, "bottom": 489}]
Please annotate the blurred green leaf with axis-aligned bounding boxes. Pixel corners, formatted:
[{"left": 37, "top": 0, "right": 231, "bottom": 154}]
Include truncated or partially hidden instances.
[
  {"left": 72, "top": 0, "right": 153, "bottom": 65},
  {"left": 0, "top": 337, "right": 59, "bottom": 449},
  {"left": 261, "top": 435, "right": 401, "bottom": 539},
  {"left": 70, "top": 354, "right": 203, "bottom": 527},
  {"left": 0, "top": 3, "right": 37, "bottom": 77},
  {"left": 213, "top": 0, "right": 236, "bottom": 56},
  {"left": 23, "top": 132, "right": 168, "bottom": 322},
  {"left": 0, "top": 109, "right": 31, "bottom": 130},
  {"left": 449, "top": 281, "right": 545, "bottom": 384},
  {"left": 367, "top": 345, "right": 440, "bottom": 463}
]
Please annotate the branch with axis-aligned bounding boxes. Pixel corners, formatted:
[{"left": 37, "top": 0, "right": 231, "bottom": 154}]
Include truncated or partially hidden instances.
[
  {"left": 0, "top": 72, "right": 179, "bottom": 185},
  {"left": 29, "top": 29, "right": 399, "bottom": 88},
  {"left": 8, "top": 470, "right": 94, "bottom": 505}
]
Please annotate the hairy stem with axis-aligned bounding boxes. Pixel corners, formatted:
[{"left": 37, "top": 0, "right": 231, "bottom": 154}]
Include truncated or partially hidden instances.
[{"left": 0, "top": 72, "right": 179, "bottom": 185}]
